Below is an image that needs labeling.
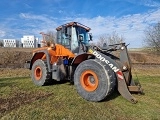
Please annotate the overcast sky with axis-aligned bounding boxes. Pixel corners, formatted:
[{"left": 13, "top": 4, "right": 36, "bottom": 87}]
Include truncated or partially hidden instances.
[{"left": 0, "top": 0, "right": 160, "bottom": 48}]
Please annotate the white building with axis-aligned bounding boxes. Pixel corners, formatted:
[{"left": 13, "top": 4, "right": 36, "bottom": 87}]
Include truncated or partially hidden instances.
[
  {"left": 21, "top": 35, "right": 38, "bottom": 48},
  {"left": 3, "top": 39, "right": 18, "bottom": 47}
]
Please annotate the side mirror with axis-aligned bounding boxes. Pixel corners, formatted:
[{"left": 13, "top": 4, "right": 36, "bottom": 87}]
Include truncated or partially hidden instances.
[{"left": 89, "top": 33, "right": 92, "bottom": 41}]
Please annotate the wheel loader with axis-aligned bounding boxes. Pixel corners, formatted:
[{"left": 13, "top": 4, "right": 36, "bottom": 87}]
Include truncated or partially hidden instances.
[{"left": 25, "top": 22, "right": 143, "bottom": 103}]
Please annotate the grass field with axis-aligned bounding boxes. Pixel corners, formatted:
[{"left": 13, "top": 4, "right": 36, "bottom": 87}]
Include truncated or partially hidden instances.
[
  {"left": 0, "top": 67, "right": 160, "bottom": 120},
  {"left": 0, "top": 47, "right": 160, "bottom": 119}
]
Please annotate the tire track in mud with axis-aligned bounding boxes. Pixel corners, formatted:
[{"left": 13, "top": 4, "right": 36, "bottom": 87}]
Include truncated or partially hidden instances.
[{"left": 0, "top": 91, "right": 53, "bottom": 116}]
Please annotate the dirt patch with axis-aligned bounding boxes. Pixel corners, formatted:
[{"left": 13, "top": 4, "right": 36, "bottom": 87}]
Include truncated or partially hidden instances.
[{"left": 0, "top": 91, "right": 53, "bottom": 115}]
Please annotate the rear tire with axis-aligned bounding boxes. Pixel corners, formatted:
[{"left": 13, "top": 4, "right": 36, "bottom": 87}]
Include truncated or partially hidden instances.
[
  {"left": 74, "top": 59, "right": 116, "bottom": 102},
  {"left": 31, "top": 59, "right": 52, "bottom": 86}
]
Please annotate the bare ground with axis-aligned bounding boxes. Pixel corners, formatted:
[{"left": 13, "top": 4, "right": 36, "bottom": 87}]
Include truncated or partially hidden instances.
[{"left": 0, "top": 91, "right": 53, "bottom": 114}]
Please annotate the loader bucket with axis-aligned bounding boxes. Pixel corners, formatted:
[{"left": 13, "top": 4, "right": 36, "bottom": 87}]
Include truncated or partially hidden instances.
[{"left": 116, "top": 73, "right": 143, "bottom": 103}]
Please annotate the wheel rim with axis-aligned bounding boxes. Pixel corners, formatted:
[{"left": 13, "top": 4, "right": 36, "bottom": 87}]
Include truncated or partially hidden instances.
[
  {"left": 34, "top": 66, "right": 42, "bottom": 80},
  {"left": 80, "top": 70, "right": 99, "bottom": 92}
]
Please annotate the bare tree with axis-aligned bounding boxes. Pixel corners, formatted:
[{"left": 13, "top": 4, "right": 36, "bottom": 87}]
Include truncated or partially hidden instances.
[
  {"left": 97, "top": 34, "right": 108, "bottom": 47},
  {"left": 144, "top": 22, "right": 160, "bottom": 51},
  {"left": 40, "top": 31, "right": 56, "bottom": 47},
  {"left": 97, "top": 31, "right": 125, "bottom": 47},
  {"left": 46, "top": 31, "right": 56, "bottom": 43},
  {"left": 108, "top": 31, "right": 124, "bottom": 45}
]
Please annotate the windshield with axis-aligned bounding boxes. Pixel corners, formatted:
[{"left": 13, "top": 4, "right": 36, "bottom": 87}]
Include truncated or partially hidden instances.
[{"left": 57, "top": 30, "right": 70, "bottom": 47}]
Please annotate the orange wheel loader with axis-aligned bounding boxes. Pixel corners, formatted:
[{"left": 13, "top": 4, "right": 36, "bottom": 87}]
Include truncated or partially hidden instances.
[{"left": 25, "top": 22, "right": 143, "bottom": 103}]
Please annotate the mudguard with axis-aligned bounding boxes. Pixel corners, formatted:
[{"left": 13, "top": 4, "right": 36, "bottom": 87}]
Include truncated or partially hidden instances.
[
  {"left": 30, "top": 50, "right": 51, "bottom": 72},
  {"left": 71, "top": 53, "right": 94, "bottom": 65}
]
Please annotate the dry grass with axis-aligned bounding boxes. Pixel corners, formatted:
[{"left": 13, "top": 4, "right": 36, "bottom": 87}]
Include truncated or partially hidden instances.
[
  {"left": 132, "top": 65, "right": 160, "bottom": 76},
  {"left": 0, "top": 68, "right": 30, "bottom": 78},
  {"left": 0, "top": 48, "right": 32, "bottom": 68},
  {"left": 0, "top": 47, "right": 34, "bottom": 52},
  {"left": 129, "top": 51, "right": 160, "bottom": 64},
  {"left": 0, "top": 47, "right": 160, "bottom": 69}
]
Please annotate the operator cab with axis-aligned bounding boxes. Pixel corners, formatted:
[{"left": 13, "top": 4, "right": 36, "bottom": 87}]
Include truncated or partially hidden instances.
[{"left": 56, "top": 22, "right": 92, "bottom": 54}]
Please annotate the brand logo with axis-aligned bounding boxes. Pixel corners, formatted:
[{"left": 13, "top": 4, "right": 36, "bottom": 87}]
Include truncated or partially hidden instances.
[{"left": 89, "top": 49, "right": 119, "bottom": 73}]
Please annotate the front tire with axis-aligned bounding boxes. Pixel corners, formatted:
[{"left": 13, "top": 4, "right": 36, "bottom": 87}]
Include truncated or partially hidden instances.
[
  {"left": 31, "top": 59, "right": 52, "bottom": 86},
  {"left": 74, "top": 59, "right": 116, "bottom": 102}
]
